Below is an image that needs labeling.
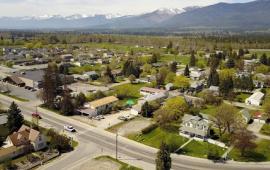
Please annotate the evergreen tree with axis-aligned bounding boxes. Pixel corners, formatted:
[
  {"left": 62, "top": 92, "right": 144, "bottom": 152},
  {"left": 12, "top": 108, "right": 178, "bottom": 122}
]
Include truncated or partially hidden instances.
[
  {"left": 141, "top": 102, "right": 151, "bottom": 117},
  {"left": 60, "top": 92, "right": 74, "bottom": 116},
  {"left": 260, "top": 53, "right": 268, "bottom": 65},
  {"left": 122, "top": 59, "right": 140, "bottom": 77},
  {"left": 219, "top": 76, "right": 234, "bottom": 97},
  {"left": 207, "top": 69, "right": 219, "bottom": 87},
  {"left": 226, "top": 58, "right": 235, "bottom": 68},
  {"left": 184, "top": 65, "right": 190, "bottom": 77},
  {"left": 7, "top": 102, "right": 24, "bottom": 133},
  {"left": 167, "top": 41, "right": 173, "bottom": 49},
  {"left": 74, "top": 93, "right": 86, "bottom": 108},
  {"left": 169, "top": 62, "right": 177, "bottom": 73},
  {"left": 151, "top": 53, "right": 159, "bottom": 63},
  {"left": 156, "top": 142, "right": 171, "bottom": 170},
  {"left": 103, "top": 66, "right": 115, "bottom": 83},
  {"left": 42, "top": 63, "right": 60, "bottom": 108},
  {"left": 189, "top": 50, "right": 196, "bottom": 67}
]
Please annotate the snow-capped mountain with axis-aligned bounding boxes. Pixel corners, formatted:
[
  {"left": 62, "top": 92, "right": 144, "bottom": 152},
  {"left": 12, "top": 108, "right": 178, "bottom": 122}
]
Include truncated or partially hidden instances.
[{"left": 1, "top": 1, "right": 270, "bottom": 31}]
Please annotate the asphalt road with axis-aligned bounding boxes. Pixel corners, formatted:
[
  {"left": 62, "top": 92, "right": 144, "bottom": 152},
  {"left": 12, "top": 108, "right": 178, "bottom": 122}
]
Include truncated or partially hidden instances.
[{"left": 1, "top": 96, "right": 270, "bottom": 170}]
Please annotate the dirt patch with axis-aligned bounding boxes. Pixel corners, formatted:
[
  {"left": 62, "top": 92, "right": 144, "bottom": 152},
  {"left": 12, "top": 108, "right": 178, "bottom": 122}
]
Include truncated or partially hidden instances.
[
  {"left": 77, "top": 158, "right": 121, "bottom": 170},
  {"left": 118, "top": 118, "right": 152, "bottom": 136}
]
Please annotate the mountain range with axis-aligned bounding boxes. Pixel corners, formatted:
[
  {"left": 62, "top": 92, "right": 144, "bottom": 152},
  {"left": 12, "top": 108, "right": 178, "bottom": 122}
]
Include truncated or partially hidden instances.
[{"left": 0, "top": 0, "right": 270, "bottom": 31}]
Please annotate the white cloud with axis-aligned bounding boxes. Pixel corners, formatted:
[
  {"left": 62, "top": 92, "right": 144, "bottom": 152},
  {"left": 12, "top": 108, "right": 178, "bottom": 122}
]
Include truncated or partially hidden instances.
[{"left": 0, "top": 0, "right": 254, "bottom": 17}]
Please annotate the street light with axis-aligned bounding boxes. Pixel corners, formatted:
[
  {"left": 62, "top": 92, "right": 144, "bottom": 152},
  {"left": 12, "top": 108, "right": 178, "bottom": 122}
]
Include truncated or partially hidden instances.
[{"left": 115, "top": 131, "right": 118, "bottom": 160}]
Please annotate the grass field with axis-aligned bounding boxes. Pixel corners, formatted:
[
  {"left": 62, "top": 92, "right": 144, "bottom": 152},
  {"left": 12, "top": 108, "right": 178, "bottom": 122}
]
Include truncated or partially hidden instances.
[
  {"left": 0, "top": 92, "right": 29, "bottom": 102},
  {"left": 95, "top": 155, "right": 142, "bottom": 170},
  {"left": 128, "top": 127, "right": 188, "bottom": 152},
  {"left": 260, "top": 124, "right": 270, "bottom": 136},
  {"left": 235, "top": 93, "right": 250, "bottom": 102},
  {"left": 229, "top": 139, "right": 270, "bottom": 162},
  {"left": 112, "top": 83, "right": 145, "bottom": 99},
  {"left": 181, "top": 140, "right": 226, "bottom": 158}
]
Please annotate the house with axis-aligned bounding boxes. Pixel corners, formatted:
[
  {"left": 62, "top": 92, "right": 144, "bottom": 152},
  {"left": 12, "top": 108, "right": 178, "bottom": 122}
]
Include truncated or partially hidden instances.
[
  {"left": 240, "top": 109, "right": 251, "bottom": 123},
  {"left": 245, "top": 91, "right": 265, "bottom": 106},
  {"left": 165, "top": 83, "right": 174, "bottom": 91},
  {"left": 3, "top": 75, "right": 25, "bottom": 87},
  {"left": 83, "top": 71, "right": 99, "bottom": 80},
  {"left": 87, "top": 96, "right": 119, "bottom": 115},
  {"left": 6, "top": 125, "right": 47, "bottom": 151},
  {"left": 189, "top": 81, "right": 204, "bottom": 92},
  {"left": 61, "top": 54, "right": 73, "bottom": 62},
  {"left": 140, "top": 87, "right": 168, "bottom": 97},
  {"left": 180, "top": 114, "right": 210, "bottom": 139},
  {"left": 208, "top": 86, "right": 220, "bottom": 95},
  {"left": 189, "top": 68, "right": 205, "bottom": 80},
  {"left": 184, "top": 95, "right": 204, "bottom": 108}
]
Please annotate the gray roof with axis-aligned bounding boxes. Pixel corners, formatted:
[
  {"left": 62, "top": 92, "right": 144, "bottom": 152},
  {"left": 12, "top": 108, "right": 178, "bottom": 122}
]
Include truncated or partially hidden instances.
[
  {"left": 240, "top": 109, "right": 251, "bottom": 121},
  {"left": 180, "top": 114, "right": 210, "bottom": 137}
]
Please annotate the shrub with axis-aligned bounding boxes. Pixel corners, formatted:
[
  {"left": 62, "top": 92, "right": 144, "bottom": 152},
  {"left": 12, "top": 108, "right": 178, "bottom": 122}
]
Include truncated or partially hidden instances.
[{"left": 141, "top": 124, "right": 158, "bottom": 134}]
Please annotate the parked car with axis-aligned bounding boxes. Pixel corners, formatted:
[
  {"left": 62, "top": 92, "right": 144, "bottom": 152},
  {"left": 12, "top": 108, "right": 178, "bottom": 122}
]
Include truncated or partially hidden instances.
[
  {"left": 32, "top": 113, "right": 42, "bottom": 119},
  {"left": 64, "top": 125, "right": 76, "bottom": 132}
]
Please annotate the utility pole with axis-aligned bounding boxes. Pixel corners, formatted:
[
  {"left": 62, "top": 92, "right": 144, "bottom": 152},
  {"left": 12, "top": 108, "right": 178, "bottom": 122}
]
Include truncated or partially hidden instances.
[{"left": 115, "top": 131, "right": 118, "bottom": 160}]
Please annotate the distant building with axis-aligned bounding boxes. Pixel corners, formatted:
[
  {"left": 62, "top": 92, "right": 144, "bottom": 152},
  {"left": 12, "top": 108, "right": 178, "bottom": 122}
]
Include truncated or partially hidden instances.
[
  {"left": 245, "top": 91, "right": 265, "bottom": 106},
  {"left": 83, "top": 71, "right": 99, "bottom": 80},
  {"left": 3, "top": 75, "right": 25, "bottom": 87},
  {"left": 61, "top": 54, "right": 73, "bottom": 62},
  {"left": 180, "top": 114, "right": 210, "bottom": 139},
  {"left": 140, "top": 87, "right": 168, "bottom": 97},
  {"left": 86, "top": 96, "right": 119, "bottom": 115}
]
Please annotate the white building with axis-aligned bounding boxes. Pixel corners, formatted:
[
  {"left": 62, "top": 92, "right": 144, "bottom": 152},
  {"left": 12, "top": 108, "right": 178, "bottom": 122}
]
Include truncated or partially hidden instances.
[
  {"left": 245, "top": 91, "right": 265, "bottom": 106},
  {"left": 140, "top": 87, "right": 168, "bottom": 97}
]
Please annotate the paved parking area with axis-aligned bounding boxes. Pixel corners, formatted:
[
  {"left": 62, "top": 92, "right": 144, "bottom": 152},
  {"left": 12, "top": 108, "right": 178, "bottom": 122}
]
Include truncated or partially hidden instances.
[
  {"left": 0, "top": 82, "right": 38, "bottom": 101},
  {"left": 72, "top": 110, "right": 135, "bottom": 130},
  {"left": 68, "top": 82, "right": 109, "bottom": 94}
]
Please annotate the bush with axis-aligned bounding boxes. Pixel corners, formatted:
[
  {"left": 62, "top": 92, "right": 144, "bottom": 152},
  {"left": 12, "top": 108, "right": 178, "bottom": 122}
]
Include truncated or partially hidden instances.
[
  {"left": 141, "top": 124, "right": 158, "bottom": 134},
  {"left": 207, "top": 147, "right": 221, "bottom": 160}
]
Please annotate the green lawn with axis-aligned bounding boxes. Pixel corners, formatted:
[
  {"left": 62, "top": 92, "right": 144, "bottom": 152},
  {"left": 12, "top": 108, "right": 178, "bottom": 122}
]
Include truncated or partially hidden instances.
[
  {"left": 95, "top": 155, "right": 142, "bottom": 170},
  {"left": 181, "top": 140, "right": 226, "bottom": 159},
  {"left": 235, "top": 93, "right": 250, "bottom": 102},
  {"left": 0, "top": 92, "right": 29, "bottom": 102},
  {"left": 262, "top": 88, "right": 270, "bottom": 107},
  {"left": 159, "top": 54, "right": 190, "bottom": 65},
  {"left": 112, "top": 83, "right": 146, "bottom": 99},
  {"left": 260, "top": 124, "right": 270, "bottom": 136},
  {"left": 201, "top": 105, "right": 218, "bottom": 116},
  {"left": 128, "top": 127, "right": 188, "bottom": 152},
  {"left": 229, "top": 139, "right": 270, "bottom": 162}
]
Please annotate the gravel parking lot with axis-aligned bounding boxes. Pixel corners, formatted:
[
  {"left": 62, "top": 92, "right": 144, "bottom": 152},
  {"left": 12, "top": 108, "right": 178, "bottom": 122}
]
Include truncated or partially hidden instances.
[{"left": 72, "top": 110, "right": 136, "bottom": 129}]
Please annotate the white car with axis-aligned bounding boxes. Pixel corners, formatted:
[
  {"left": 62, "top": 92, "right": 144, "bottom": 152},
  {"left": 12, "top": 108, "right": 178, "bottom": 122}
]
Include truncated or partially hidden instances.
[{"left": 64, "top": 125, "right": 76, "bottom": 132}]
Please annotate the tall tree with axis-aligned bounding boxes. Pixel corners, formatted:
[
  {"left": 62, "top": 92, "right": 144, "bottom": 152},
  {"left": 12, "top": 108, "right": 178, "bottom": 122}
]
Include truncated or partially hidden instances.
[
  {"left": 184, "top": 65, "right": 190, "bottom": 77},
  {"left": 141, "top": 102, "right": 152, "bottom": 118},
  {"left": 60, "top": 92, "right": 74, "bottom": 116},
  {"left": 42, "top": 63, "right": 60, "bottom": 108},
  {"left": 260, "top": 53, "right": 268, "bottom": 65},
  {"left": 7, "top": 102, "right": 24, "bottom": 133},
  {"left": 189, "top": 50, "right": 196, "bottom": 67},
  {"left": 232, "top": 128, "right": 257, "bottom": 156},
  {"left": 156, "top": 142, "right": 171, "bottom": 170},
  {"left": 122, "top": 59, "right": 140, "bottom": 77},
  {"left": 169, "top": 62, "right": 177, "bottom": 73},
  {"left": 207, "top": 69, "right": 219, "bottom": 87},
  {"left": 103, "top": 65, "right": 115, "bottom": 83}
]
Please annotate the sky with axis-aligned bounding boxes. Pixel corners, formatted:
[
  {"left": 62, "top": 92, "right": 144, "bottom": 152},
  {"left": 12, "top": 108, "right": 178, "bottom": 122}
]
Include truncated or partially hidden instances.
[{"left": 0, "top": 0, "right": 255, "bottom": 17}]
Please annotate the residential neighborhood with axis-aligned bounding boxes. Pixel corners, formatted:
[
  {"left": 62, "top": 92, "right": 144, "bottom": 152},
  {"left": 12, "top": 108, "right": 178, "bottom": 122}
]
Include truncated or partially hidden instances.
[{"left": 0, "top": 0, "right": 270, "bottom": 170}]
